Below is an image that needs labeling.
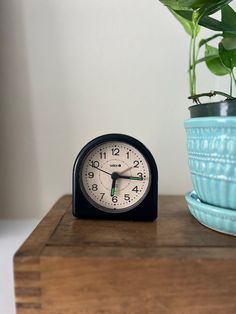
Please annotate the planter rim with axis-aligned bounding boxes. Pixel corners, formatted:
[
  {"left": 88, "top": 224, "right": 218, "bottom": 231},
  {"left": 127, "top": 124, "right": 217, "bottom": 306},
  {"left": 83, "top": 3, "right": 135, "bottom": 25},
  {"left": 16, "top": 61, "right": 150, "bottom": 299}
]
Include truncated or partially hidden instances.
[
  {"left": 188, "top": 98, "right": 236, "bottom": 109},
  {"left": 188, "top": 98, "right": 236, "bottom": 118},
  {"left": 184, "top": 116, "right": 236, "bottom": 128}
]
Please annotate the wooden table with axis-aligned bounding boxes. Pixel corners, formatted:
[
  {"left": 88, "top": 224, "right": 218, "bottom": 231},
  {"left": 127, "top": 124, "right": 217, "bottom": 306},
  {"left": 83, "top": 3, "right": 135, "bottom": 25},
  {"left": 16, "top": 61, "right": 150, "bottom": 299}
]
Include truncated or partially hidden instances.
[{"left": 14, "top": 195, "right": 236, "bottom": 314}]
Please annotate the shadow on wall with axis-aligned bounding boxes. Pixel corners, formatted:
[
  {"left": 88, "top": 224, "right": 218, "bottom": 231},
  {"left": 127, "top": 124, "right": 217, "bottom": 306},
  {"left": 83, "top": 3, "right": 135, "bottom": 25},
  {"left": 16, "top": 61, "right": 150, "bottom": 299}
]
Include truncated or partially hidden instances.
[{"left": 0, "top": 0, "right": 41, "bottom": 218}]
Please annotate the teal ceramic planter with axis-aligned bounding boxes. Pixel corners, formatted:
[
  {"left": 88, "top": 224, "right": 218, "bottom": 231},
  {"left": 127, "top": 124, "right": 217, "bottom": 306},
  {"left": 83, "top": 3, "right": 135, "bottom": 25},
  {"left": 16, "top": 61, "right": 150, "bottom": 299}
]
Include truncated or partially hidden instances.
[{"left": 185, "top": 117, "right": 236, "bottom": 210}]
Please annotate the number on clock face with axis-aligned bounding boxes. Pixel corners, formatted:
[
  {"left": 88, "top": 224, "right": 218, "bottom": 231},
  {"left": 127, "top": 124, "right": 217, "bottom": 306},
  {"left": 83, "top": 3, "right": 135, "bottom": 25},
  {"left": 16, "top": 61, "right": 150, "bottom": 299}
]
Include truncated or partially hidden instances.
[{"left": 80, "top": 141, "right": 151, "bottom": 213}]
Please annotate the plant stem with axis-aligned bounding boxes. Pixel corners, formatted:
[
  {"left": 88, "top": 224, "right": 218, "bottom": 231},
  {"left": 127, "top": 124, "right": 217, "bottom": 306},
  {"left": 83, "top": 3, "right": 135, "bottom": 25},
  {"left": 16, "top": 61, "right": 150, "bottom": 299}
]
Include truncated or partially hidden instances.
[
  {"left": 196, "top": 33, "right": 222, "bottom": 63},
  {"left": 230, "top": 73, "right": 233, "bottom": 96},
  {"left": 232, "top": 69, "right": 236, "bottom": 86},
  {"left": 189, "top": 36, "right": 194, "bottom": 96},
  {"left": 188, "top": 90, "right": 234, "bottom": 102},
  {"left": 198, "top": 33, "right": 222, "bottom": 50},
  {"left": 192, "top": 25, "right": 198, "bottom": 95},
  {"left": 190, "top": 55, "right": 214, "bottom": 69},
  {"left": 189, "top": 12, "right": 201, "bottom": 97}
]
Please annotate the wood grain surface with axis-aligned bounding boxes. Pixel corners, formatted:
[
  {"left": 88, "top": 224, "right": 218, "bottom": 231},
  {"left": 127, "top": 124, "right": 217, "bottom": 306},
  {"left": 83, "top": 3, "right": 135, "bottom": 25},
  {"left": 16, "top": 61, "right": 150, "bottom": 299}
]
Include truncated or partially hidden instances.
[{"left": 14, "top": 195, "right": 236, "bottom": 314}]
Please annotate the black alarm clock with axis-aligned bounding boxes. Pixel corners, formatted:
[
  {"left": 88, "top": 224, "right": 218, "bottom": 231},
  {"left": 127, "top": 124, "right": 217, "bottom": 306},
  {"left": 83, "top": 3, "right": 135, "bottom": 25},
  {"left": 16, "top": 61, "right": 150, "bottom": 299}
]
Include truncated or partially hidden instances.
[{"left": 72, "top": 134, "right": 158, "bottom": 221}]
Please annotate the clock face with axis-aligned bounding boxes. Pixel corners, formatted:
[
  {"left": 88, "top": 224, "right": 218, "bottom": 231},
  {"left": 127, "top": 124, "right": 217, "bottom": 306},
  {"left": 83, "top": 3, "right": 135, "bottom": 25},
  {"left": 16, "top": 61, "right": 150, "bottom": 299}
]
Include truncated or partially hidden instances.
[{"left": 80, "top": 141, "right": 151, "bottom": 213}]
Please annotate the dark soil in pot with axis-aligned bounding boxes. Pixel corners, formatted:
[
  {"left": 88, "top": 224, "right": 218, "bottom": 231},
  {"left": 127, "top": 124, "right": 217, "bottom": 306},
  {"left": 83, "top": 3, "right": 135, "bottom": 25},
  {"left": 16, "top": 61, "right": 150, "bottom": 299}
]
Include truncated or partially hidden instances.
[{"left": 189, "top": 98, "right": 236, "bottom": 118}]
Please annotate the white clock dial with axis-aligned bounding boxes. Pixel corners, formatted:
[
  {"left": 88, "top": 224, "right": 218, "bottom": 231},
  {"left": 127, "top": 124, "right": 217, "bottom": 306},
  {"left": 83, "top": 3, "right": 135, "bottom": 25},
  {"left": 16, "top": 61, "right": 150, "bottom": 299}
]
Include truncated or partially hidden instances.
[{"left": 80, "top": 141, "right": 151, "bottom": 213}]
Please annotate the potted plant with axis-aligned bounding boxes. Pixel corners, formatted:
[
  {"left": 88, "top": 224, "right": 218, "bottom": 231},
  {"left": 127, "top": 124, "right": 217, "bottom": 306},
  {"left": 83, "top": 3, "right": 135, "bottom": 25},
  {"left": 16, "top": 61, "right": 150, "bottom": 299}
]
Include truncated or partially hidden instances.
[{"left": 158, "top": 0, "right": 236, "bottom": 235}]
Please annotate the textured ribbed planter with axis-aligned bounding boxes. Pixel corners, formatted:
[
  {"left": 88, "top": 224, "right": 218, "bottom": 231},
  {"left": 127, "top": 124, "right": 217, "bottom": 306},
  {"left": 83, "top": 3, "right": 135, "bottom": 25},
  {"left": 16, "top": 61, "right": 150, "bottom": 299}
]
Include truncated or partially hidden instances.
[{"left": 185, "top": 116, "right": 236, "bottom": 210}]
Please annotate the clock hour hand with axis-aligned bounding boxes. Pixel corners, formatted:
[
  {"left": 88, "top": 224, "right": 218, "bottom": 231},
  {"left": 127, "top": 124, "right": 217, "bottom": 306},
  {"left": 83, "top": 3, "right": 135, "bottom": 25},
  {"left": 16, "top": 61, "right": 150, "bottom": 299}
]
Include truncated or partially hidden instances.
[
  {"left": 118, "top": 175, "right": 143, "bottom": 180},
  {"left": 89, "top": 164, "right": 111, "bottom": 176}
]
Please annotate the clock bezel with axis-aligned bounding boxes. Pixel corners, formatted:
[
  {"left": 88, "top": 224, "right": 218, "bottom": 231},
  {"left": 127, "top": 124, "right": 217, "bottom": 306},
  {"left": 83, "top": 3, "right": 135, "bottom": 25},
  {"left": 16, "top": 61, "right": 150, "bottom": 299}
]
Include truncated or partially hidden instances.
[{"left": 72, "top": 133, "right": 158, "bottom": 221}]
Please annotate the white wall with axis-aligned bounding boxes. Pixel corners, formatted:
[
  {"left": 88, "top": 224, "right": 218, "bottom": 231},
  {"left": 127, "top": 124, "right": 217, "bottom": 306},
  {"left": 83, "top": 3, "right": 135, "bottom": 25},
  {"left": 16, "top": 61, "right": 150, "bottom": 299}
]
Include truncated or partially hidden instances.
[{"left": 0, "top": 0, "right": 232, "bottom": 218}]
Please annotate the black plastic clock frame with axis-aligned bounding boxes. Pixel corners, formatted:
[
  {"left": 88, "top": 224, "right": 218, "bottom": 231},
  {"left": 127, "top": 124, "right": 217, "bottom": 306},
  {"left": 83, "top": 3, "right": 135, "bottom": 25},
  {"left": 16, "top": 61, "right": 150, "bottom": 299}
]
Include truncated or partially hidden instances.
[{"left": 72, "top": 134, "right": 158, "bottom": 221}]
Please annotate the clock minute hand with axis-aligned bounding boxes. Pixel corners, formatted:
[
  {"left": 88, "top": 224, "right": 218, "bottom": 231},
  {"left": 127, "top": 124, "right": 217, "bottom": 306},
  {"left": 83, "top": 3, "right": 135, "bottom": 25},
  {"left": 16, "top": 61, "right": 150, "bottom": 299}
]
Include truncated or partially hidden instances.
[{"left": 89, "top": 164, "right": 111, "bottom": 176}]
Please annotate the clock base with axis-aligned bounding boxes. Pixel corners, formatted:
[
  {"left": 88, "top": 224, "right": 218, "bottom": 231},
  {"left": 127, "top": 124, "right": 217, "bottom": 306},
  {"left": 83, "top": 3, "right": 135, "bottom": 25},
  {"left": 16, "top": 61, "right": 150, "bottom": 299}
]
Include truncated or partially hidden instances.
[{"left": 73, "top": 202, "right": 158, "bottom": 221}]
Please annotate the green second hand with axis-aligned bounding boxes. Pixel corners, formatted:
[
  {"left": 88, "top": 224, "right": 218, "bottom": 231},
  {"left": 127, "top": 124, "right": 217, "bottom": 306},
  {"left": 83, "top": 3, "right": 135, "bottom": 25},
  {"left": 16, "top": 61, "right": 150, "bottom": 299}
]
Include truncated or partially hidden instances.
[{"left": 111, "top": 187, "right": 116, "bottom": 197}]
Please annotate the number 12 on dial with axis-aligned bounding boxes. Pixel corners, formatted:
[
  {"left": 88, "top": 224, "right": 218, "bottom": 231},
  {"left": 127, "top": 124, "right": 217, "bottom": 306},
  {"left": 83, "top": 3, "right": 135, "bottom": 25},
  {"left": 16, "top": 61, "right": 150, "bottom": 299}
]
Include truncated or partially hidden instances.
[{"left": 72, "top": 134, "right": 158, "bottom": 221}]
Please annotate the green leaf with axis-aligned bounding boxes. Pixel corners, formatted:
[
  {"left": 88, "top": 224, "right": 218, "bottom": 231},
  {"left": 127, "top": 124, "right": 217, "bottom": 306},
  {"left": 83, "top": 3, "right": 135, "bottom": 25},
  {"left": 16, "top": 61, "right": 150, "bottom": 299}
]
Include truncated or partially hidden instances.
[
  {"left": 222, "top": 37, "right": 236, "bottom": 50},
  {"left": 159, "top": 0, "right": 233, "bottom": 13},
  {"left": 169, "top": 8, "right": 199, "bottom": 36},
  {"left": 221, "top": 5, "right": 236, "bottom": 50},
  {"left": 205, "top": 44, "right": 231, "bottom": 75},
  {"left": 219, "top": 42, "right": 236, "bottom": 69},
  {"left": 159, "top": 0, "right": 235, "bottom": 29},
  {"left": 200, "top": 15, "right": 236, "bottom": 32},
  {"left": 159, "top": 0, "right": 196, "bottom": 10},
  {"left": 222, "top": 5, "right": 236, "bottom": 30},
  {"left": 191, "top": 0, "right": 214, "bottom": 9},
  {"left": 175, "top": 9, "right": 236, "bottom": 32},
  {"left": 197, "top": 0, "right": 233, "bottom": 18},
  {"left": 221, "top": 5, "right": 236, "bottom": 39}
]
